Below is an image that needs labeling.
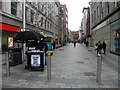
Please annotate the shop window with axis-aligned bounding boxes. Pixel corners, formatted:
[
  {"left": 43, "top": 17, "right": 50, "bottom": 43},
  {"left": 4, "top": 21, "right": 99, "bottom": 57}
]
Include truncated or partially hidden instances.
[
  {"left": 11, "top": 2, "right": 17, "bottom": 16},
  {"left": 114, "top": 30, "right": 120, "bottom": 52}
]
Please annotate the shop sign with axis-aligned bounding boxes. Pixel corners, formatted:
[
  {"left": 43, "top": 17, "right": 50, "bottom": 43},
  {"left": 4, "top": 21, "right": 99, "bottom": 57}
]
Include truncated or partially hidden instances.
[
  {"left": 0, "top": 23, "right": 20, "bottom": 32},
  {"left": 8, "top": 37, "right": 13, "bottom": 48}
]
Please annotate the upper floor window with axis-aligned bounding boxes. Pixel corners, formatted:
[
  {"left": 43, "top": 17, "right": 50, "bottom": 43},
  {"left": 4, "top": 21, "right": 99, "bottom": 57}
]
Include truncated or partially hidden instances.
[
  {"left": 107, "top": 2, "right": 109, "bottom": 14},
  {"left": 94, "top": 11, "right": 96, "bottom": 23},
  {"left": 11, "top": 2, "right": 17, "bottom": 16},
  {"left": 31, "top": 10, "right": 34, "bottom": 23},
  {"left": 97, "top": 6, "right": 99, "bottom": 17},
  {"left": 25, "top": 6, "right": 28, "bottom": 22},
  {"left": 0, "top": 0, "right": 2, "bottom": 10},
  {"left": 40, "top": 17, "right": 43, "bottom": 26},
  {"left": 92, "top": 14, "right": 94, "bottom": 24}
]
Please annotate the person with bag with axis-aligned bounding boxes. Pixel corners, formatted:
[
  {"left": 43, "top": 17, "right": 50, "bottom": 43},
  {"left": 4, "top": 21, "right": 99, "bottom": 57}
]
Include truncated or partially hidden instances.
[
  {"left": 95, "top": 41, "right": 102, "bottom": 56},
  {"left": 102, "top": 41, "right": 107, "bottom": 54}
]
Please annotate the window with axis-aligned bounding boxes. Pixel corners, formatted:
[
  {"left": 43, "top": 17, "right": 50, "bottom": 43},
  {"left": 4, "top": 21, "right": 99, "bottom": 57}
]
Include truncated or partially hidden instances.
[
  {"left": 107, "top": 2, "right": 109, "bottom": 14},
  {"left": 41, "top": 17, "right": 43, "bottom": 26},
  {"left": 31, "top": 10, "right": 34, "bottom": 23},
  {"left": 44, "top": 20, "right": 47, "bottom": 29},
  {"left": 92, "top": 14, "right": 94, "bottom": 25},
  {"left": 25, "top": 6, "right": 28, "bottom": 22},
  {"left": 0, "top": 0, "right": 2, "bottom": 10},
  {"left": 94, "top": 11, "right": 96, "bottom": 24},
  {"left": 11, "top": 2, "right": 17, "bottom": 16}
]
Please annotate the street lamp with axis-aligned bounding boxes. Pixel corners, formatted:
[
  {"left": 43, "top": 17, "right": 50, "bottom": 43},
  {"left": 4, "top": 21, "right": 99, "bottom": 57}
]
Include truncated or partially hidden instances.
[
  {"left": 61, "top": 16, "right": 64, "bottom": 46},
  {"left": 22, "top": 0, "right": 26, "bottom": 61}
]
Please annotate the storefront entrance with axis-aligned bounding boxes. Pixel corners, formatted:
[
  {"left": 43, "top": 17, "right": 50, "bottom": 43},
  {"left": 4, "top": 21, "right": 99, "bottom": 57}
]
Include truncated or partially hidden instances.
[{"left": 110, "top": 20, "right": 120, "bottom": 55}]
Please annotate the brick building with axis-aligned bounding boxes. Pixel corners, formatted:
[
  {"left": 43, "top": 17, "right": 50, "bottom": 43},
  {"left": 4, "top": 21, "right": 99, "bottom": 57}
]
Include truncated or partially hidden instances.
[{"left": 71, "top": 31, "right": 79, "bottom": 41}]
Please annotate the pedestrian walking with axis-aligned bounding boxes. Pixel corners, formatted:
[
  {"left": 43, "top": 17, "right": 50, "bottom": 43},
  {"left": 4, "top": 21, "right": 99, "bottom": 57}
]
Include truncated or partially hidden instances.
[
  {"left": 74, "top": 40, "right": 77, "bottom": 47},
  {"left": 95, "top": 41, "right": 102, "bottom": 56},
  {"left": 102, "top": 41, "right": 107, "bottom": 54},
  {"left": 85, "top": 40, "right": 89, "bottom": 47}
]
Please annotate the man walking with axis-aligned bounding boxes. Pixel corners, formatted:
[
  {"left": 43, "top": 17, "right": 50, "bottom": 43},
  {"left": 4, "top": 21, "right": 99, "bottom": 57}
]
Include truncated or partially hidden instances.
[
  {"left": 74, "top": 40, "right": 77, "bottom": 47},
  {"left": 102, "top": 41, "right": 107, "bottom": 54}
]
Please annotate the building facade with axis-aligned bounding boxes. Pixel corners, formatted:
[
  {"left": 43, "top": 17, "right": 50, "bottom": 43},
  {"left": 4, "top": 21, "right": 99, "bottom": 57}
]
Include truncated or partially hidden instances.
[
  {"left": 90, "top": 1, "right": 120, "bottom": 55},
  {"left": 80, "top": 7, "right": 91, "bottom": 44},
  {"left": 59, "top": 4, "right": 68, "bottom": 46},
  {"left": 0, "top": 0, "right": 62, "bottom": 50},
  {"left": 71, "top": 31, "right": 79, "bottom": 41}
]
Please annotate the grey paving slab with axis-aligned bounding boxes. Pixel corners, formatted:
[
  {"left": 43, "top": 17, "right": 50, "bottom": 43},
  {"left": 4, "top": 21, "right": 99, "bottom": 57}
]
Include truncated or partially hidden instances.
[
  {"left": 62, "top": 78, "right": 76, "bottom": 84},
  {"left": 49, "top": 77, "right": 63, "bottom": 83},
  {"left": 106, "top": 88, "right": 119, "bottom": 90},
  {"left": 2, "top": 44, "right": 118, "bottom": 88},
  {"left": 52, "top": 89, "right": 68, "bottom": 90},
  {"left": 41, "top": 89, "right": 52, "bottom": 90},
  {"left": 82, "top": 88, "right": 95, "bottom": 90},
  {"left": 94, "top": 89, "right": 106, "bottom": 90}
]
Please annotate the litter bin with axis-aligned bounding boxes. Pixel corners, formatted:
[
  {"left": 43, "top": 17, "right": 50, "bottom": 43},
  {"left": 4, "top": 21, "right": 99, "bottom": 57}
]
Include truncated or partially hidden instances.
[
  {"left": 26, "top": 49, "right": 45, "bottom": 71},
  {"left": 8, "top": 48, "right": 22, "bottom": 66}
]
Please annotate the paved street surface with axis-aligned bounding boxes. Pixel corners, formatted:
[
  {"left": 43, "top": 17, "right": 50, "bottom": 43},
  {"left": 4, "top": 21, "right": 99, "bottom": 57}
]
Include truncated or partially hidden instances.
[{"left": 2, "top": 43, "right": 119, "bottom": 89}]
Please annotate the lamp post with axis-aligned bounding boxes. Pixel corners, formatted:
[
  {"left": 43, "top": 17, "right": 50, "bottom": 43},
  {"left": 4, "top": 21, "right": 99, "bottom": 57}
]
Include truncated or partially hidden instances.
[
  {"left": 22, "top": 0, "right": 26, "bottom": 61},
  {"left": 61, "top": 16, "right": 64, "bottom": 46},
  {"left": 53, "top": 18, "right": 56, "bottom": 43},
  {"left": 23, "top": 0, "right": 25, "bottom": 32}
]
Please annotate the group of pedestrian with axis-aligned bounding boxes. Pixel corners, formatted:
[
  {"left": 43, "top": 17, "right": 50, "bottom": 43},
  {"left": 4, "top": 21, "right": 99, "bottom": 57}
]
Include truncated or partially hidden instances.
[{"left": 95, "top": 41, "right": 107, "bottom": 56}]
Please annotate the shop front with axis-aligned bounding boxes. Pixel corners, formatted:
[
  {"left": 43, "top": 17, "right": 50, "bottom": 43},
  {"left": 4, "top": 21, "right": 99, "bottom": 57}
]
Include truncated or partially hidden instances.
[
  {"left": 0, "top": 23, "right": 20, "bottom": 52},
  {"left": 110, "top": 19, "right": 120, "bottom": 55}
]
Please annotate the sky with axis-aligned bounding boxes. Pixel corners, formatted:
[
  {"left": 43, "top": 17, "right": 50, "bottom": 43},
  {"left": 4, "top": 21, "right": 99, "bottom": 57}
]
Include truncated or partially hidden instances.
[{"left": 59, "top": 0, "right": 90, "bottom": 31}]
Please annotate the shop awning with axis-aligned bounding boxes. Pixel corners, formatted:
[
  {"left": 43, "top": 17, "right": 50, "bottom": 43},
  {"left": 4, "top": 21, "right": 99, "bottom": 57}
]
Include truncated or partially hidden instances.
[{"left": 0, "top": 23, "right": 20, "bottom": 32}]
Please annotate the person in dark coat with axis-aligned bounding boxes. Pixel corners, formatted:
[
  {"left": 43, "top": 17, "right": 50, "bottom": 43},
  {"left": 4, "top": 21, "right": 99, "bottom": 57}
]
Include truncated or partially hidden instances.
[
  {"left": 102, "top": 41, "right": 107, "bottom": 54},
  {"left": 95, "top": 41, "right": 102, "bottom": 56},
  {"left": 74, "top": 41, "right": 77, "bottom": 47},
  {"left": 85, "top": 41, "right": 89, "bottom": 47}
]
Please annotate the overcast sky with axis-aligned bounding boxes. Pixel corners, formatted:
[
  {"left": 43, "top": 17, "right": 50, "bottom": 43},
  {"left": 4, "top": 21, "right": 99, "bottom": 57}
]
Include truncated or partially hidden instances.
[{"left": 59, "top": 0, "right": 90, "bottom": 31}]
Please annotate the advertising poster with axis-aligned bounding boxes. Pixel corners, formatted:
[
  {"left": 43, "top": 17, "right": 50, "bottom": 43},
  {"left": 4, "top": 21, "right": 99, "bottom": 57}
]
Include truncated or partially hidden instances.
[
  {"left": 8, "top": 37, "right": 13, "bottom": 48},
  {"left": 31, "top": 55, "right": 40, "bottom": 67}
]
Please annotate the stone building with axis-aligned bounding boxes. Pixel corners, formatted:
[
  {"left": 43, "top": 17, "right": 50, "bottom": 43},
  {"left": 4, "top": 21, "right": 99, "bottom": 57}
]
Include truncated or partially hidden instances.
[
  {"left": 0, "top": 0, "right": 60, "bottom": 50},
  {"left": 90, "top": 1, "right": 120, "bottom": 55},
  {"left": 58, "top": 4, "right": 68, "bottom": 46},
  {"left": 71, "top": 31, "right": 79, "bottom": 41}
]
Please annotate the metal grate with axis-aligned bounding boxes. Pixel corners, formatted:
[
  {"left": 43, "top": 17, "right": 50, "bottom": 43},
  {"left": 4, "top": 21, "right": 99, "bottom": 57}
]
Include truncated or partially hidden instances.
[
  {"left": 88, "top": 49, "right": 92, "bottom": 51},
  {"left": 77, "top": 61, "right": 84, "bottom": 64},
  {"left": 58, "top": 49, "right": 64, "bottom": 51},
  {"left": 84, "top": 72, "right": 96, "bottom": 76},
  {"left": 84, "top": 58, "right": 90, "bottom": 60}
]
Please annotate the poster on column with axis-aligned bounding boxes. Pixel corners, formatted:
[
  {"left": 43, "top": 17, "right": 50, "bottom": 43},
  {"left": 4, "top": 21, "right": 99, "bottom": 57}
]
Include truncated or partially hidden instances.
[
  {"left": 8, "top": 37, "right": 13, "bottom": 48},
  {"left": 31, "top": 55, "right": 40, "bottom": 67}
]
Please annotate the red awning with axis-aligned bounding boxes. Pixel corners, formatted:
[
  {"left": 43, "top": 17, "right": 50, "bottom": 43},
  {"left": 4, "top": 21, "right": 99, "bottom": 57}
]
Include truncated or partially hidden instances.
[{"left": 0, "top": 23, "right": 20, "bottom": 32}]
